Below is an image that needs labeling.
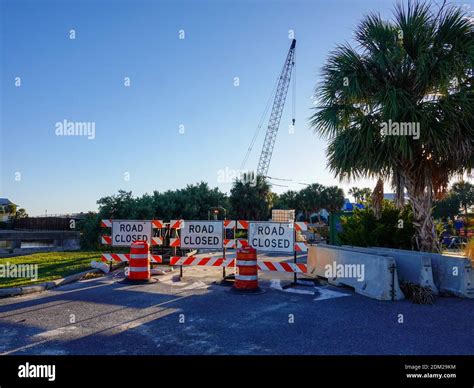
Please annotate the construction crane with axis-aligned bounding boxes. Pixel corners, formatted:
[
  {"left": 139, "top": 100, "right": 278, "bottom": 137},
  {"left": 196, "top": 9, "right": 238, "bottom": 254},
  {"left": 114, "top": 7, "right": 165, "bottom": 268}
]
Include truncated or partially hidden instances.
[{"left": 256, "top": 39, "right": 296, "bottom": 177}]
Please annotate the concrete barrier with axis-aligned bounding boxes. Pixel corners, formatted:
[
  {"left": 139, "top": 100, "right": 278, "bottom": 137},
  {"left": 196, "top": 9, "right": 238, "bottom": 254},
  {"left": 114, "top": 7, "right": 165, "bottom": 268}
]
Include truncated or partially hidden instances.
[
  {"left": 339, "top": 245, "right": 438, "bottom": 294},
  {"left": 307, "top": 245, "right": 404, "bottom": 301},
  {"left": 372, "top": 247, "right": 473, "bottom": 299}
]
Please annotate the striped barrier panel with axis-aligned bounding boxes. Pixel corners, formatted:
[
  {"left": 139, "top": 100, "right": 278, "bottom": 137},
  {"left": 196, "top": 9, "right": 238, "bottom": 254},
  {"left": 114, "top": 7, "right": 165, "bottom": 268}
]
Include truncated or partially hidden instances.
[
  {"left": 170, "top": 256, "right": 236, "bottom": 267},
  {"left": 223, "top": 239, "right": 307, "bottom": 251},
  {"left": 257, "top": 261, "right": 307, "bottom": 274},
  {"left": 101, "top": 253, "right": 163, "bottom": 264},
  {"left": 294, "top": 242, "right": 308, "bottom": 252},
  {"left": 101, "top": 219, "right": 165, "bottom": 228},
  {"left": 170, "top": 219, "right": 184, "bottom": 229},
  {"left": 169, "top": 256, "right": 306, "bottom": 274},
  {"left": 224, "top": 220, "right": 236, "bottom": 229},
  {"left": 294, "top": 222, "right": 308, "bottom": 231}
]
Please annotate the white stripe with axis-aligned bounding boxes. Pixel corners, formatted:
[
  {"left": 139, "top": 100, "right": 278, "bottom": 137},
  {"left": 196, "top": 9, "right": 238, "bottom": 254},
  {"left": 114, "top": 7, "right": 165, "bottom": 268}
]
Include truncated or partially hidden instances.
[
  {"left": 223, "top": 258, "right": 236, "bottom": 267},
  {"left": 273, "top": 262, "right": 285, "bottom": 272},
  {"left": 132, "top": 244, "right": 146, "bottom": 249},
  {"left": 291, "top": 264, "right": 305, "bottom": 273},
  {"left": 103, "top": 254, "right": 129, "bottom": 262},
  {"left": 235, "top": 274, "right": 258, "bottom": 281},
  {"left": 236, "top": 260, "right": 257, "bottom": 266},
  {"left": 257, "top": 263, "right": 270, "bottom": 271},
  {"left": 129, "top": 266, "right": 150, "bottom": 272},
  {"left": 205, "top": 257, "right": 219, "bottom": 266},
  {"left": 130, "top": 253, "right": 149, "bottom": 259}
]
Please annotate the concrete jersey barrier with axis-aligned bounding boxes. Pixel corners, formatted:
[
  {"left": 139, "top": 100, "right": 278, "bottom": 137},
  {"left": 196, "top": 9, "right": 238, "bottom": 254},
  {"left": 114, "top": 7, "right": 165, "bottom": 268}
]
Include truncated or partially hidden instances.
[
  {"left": 372, "top": 247, "right": 473, "bottom": 299},
  {"left": 339, "top": 245, "right": 438, "bottom": 294},
  {"left": 307, "top": 245, "right": 404, "bottom": 301}
]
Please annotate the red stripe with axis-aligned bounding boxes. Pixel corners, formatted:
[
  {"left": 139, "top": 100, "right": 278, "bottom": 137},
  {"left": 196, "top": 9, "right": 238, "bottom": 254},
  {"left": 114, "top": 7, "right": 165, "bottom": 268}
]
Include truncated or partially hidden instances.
[
  {"left": 264, "top": 262, "right": 277, "bottom": 271},
  {"left": 199, "top": 257, "right": 211, "bottom": 266},
  {"left": 297, "top": 264, "right": 307, "bottom": 273},
  {"left": 184, "top": 257, "right": 195, "bottom": 265},
  {"left": 111, "top": 254, "right": 122, "bottom": 262},
  {"left": 151, "top": 255, "right": 162, "bottom": 263},
  {"left": 280, "top": 262, "right": 292, "bottom": 272},
  {"left": 170, "top": 256, "right": 180, "bottom": 265}
]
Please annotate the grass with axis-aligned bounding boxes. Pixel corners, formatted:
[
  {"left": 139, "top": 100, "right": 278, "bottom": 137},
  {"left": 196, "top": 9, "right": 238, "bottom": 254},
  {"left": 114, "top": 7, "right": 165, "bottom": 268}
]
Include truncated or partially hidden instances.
[{"left": 0, "top": 251, "right": 103, "bottom": 288}]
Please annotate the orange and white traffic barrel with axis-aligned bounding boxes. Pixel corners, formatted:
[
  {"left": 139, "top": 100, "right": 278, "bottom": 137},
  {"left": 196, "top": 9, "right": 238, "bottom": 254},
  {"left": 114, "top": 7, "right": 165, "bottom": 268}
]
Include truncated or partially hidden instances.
[
  {"left": 128, "top": 240, "right": 151, "bottom": 281},
  {"left": 229, "top": 247, "right": 264, "bottom": 294}
]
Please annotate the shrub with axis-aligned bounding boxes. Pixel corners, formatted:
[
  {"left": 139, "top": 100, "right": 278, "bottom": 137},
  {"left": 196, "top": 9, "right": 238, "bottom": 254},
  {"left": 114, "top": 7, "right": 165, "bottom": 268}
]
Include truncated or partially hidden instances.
[
  {"left": 465, "top": 239, "right": 474, "bottom": 263},
  {"left": 339, "top": 201, "right": 415, "bottom": 250}
]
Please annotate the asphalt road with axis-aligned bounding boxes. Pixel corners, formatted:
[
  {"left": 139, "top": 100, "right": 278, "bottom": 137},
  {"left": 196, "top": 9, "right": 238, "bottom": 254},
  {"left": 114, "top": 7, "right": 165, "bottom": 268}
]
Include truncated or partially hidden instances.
[{"left": 0, "top": 254, "right": 473, "bottom": 355}]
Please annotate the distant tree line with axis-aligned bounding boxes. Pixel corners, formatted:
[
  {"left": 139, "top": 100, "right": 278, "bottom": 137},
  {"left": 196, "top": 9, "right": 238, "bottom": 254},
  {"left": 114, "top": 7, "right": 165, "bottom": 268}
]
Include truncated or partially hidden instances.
[{"left": 79, "top": 177, "right": 346, "bottom": 249}]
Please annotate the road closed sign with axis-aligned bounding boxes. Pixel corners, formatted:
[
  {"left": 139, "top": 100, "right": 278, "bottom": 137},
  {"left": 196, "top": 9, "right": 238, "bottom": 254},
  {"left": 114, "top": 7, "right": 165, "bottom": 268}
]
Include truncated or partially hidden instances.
[
  {"left": 180, "top": 221, "right": 223, "bottom": 249},
  {"left": 248, "top": 222, "right": 294, "bottom": 253},
  {"left": 111, "top": 220, "right": 152, "bottom": 246}
]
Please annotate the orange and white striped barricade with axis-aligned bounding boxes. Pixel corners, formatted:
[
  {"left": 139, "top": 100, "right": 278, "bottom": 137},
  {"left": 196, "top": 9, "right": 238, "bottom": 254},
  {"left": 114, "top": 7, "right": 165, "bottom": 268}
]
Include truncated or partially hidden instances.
[
  {"left": 228, "top": 247, "right": 264, "bottom": 294},
  {"left": 123, "top": 240, "right": 155, "bottom": 284}
]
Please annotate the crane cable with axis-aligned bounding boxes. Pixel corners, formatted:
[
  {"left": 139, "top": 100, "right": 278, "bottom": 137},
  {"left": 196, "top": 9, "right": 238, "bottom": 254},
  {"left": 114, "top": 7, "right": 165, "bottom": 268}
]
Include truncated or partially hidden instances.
[{"left": 240, "top": 76, "right": 280, "bottom": 170}]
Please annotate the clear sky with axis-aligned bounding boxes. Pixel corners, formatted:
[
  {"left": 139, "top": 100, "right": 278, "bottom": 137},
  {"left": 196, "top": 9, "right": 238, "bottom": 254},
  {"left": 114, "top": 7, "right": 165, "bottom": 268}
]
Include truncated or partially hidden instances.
[{"left": 1, "top": 0, "right": 473, "bottom": 216}]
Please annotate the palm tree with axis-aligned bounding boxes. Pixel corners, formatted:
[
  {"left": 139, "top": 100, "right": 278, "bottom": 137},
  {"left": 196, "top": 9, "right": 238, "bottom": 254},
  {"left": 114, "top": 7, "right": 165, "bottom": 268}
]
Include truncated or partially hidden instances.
[
  {"left": 310, "top": 1, "right": 474, "bottom": 252},
  {"left": 348, "top": 187, "right": 362, "bottom": 202},
  {"left": 451, "top": 181, "right": 474, "bottom": 216},
  {"left": 230, "top": 174, "right": 273, "bottom": 220},
  {"left": 299, "top": 183, "right": 325, "bottom": 221},
  {"left": 322, "top": 186, "right": 346, "bottom": 213}
]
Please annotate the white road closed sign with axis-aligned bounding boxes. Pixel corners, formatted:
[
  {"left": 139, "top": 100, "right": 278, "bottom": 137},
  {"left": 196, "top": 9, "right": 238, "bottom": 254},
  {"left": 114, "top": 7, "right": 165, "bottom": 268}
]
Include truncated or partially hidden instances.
[
  {"left": 248, "top": 222, "right": 294, "bottom": 252},
  {"left": 180, "top": 221, "right": 223, "bottom": 249},
  {"left": 111, "top": 221, "right": 152, "bottom": 246}
]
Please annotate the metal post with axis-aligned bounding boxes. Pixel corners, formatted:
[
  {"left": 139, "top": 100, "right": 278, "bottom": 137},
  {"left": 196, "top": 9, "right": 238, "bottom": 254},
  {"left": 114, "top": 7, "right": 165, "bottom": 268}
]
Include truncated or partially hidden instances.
[
  {"left": 293, "top": 227, "right": 297, "bottom": 285},
  {"left": 390, "top": 263, "right": 395, "bottom": 301},
  {"left": 223, "top": 243, "right": 226, "bottom": 279},
  {"left": 174, "top": 227, "right": 181, "bottom": 279}
]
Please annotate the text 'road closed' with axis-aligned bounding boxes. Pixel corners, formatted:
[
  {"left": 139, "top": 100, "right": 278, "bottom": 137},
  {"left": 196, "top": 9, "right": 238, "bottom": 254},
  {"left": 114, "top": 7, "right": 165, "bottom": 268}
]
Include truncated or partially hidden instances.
[
  {"left": 111, "top": 221, "right": 152, "bottom": 246},
  {"left": 181, "top": 221, "right": 223, "bottom": 249},
  {"left": 248, "top": 222, "right": 294, "bottom": 253}
]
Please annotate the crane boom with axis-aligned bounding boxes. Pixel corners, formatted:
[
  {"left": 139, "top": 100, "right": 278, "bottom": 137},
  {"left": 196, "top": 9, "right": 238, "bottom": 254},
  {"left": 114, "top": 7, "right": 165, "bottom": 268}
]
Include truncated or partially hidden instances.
[{"left": 256, "top": 39, "right": 296, "bottom": 177}]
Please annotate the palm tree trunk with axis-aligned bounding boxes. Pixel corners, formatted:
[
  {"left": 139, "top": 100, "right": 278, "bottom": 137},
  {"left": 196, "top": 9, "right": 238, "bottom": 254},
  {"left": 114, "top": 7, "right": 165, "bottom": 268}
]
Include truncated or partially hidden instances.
[
  {"left": 405, "top": 176, "right": 440, "bottom": 252},
  {"left": 371, "top": 178, "right": 384, "bottom": 220}
]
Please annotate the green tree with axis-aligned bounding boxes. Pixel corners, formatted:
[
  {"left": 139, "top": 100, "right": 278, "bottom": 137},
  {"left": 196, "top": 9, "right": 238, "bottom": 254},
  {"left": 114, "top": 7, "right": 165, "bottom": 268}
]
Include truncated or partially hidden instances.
[
  {"left": 275, "top": 190, "right": 299, "bottom": 210},
  {"left": 433, "top": 193, "right": 461, "bottom": 221},
  {"left": 451, "top": 181, "right": 474, "bottom": 216},
  {"left": 310, "top": 1, "right": 474, "bottom": 251},
  {"left": 348, "top": 187, "right": 372, "bottom": 204},
  {"left": 322, "top": 186, "right": 345, "bottom": 213},
  {"left": 230, "top": 175, "right": 272, "bottom": 220},
  {"left": 299, "top": 183, "right": 325, "bottom": 221}
]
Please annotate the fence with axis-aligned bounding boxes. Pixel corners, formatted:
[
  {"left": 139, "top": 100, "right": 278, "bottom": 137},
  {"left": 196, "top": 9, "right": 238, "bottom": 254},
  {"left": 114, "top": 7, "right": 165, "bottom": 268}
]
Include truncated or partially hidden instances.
[{"left": 13, "top": 217, "right": 73, "bottom": 231}]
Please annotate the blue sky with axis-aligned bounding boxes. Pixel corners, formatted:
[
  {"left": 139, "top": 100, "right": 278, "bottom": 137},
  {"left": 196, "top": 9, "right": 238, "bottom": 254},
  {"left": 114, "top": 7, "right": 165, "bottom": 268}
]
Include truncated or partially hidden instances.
[{"left": 1, "top": 0, "right": 472, "bottom": 216}]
